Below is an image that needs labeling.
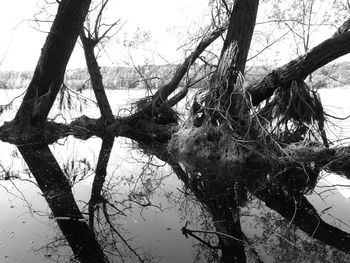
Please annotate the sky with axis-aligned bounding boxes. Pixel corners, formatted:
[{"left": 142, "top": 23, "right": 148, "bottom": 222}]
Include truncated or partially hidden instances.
[
  {"left": 0, "top": 1, "right": 44, "bottom": 71},
  {"left": 0, "top": 0, "right": 348, "bottom": 72},
  {"left": 0, "top": 0, "right": 210, "bottom": 71}
]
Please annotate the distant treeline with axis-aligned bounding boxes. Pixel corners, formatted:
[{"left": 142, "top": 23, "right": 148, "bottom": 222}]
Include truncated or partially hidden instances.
[
  {"left": 1, "top": 62, "right": 350, "bottom": 90},
  {"left": 0, "top": 64, "right": 180, "bottom": 90}
]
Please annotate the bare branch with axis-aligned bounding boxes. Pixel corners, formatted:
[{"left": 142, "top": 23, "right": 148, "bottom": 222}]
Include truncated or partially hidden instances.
[
  {"left": 333, "top": 17, "right": 350, "bottom": 37},
  {"left": 102, "top": 203, "right": 145, "bottom": 262},
  {"left": 221, "top": 0, "right": 231, "bottom": 15},
  {"left": 256, "top": 19, "right": 334, "bottom": 27},
  {"left": 247, "top": 30, "right": 289, "bottom": 61},
  {"left": 96, "top": 19, "right": 121, "bottom": 43},
  {"left": 155, "top": 22, "right": 229, "bottom": 102},
  {"left": 167, "top": 87, "right": 188, "bottom": 107},
  {"left": 131, "top": 61, "right": 154, "bottom": 95},
  {"left": 94, "top": 0, "right": 109, "bottom": 41}
]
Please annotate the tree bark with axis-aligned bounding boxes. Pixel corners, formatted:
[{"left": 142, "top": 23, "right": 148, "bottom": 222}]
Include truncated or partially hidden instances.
[
  {"left": 14, "top": 0, "right": 91, "bottom": 129},
  {"left": 80, "top": 32, "right": 115, "bottom": 125},
  {"left": 207, "top": 0, "right": 259, "bottom": 118},
  {"left": 217, "top": 0, "right": 259, "bottom": 79}
]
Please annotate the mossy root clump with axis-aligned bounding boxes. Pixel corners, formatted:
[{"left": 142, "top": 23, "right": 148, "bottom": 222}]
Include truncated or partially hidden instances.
[{"left": 168, "top": 120, "right": 256, "bottom": 164}]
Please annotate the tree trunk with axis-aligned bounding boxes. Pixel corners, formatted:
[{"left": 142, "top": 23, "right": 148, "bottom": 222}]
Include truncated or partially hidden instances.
[
  {"left": 218, "top": 0, "right": 259, "bottom": 78},
  {"left": 80, "top": 32, "right": 115, "bottom": 125},
  {"left": 207, "top": 0, "right": 259, "bottom": 119},
  {"left": 14, "top": 0, "right": 91, "bottom": 130}
]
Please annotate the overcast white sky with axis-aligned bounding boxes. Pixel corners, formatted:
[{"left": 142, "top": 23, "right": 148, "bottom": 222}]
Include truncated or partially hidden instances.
[
  {"left": 0, "top": 0, "right": 211, "bottom": 71},
  {"left": 0, "top": 1, "right": 348, "bottom": 72}
]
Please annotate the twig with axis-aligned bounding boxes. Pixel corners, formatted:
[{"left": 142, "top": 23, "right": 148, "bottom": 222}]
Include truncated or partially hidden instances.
[{"left": 102, "top": 202, "right": 145, "bottom": 262}]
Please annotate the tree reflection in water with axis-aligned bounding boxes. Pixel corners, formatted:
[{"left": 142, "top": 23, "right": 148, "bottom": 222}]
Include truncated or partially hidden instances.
[
  {"left": 5, "top": 139, "right": 350, "bottom": 262},
  {"left": 18, "top": 143, "right": 108, "bottom": 263},
  {"left": 17, "top": 140, "right": 159, "bottom": 262},
  {"left": 137, "top": 141, "right": 350, "bottom": 262}
]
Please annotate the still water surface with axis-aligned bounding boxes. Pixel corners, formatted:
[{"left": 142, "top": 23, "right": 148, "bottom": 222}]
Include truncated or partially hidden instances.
[{"left": 0, "top": 88, "right": 349, "bottom": 262}]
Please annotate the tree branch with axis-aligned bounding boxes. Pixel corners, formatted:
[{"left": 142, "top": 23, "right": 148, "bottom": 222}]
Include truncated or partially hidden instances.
[
  {"left": 247, "top": 30, "right": 350, "bottom": 106},
  {"left": 154, "top": 22, "right": 228, "bottom": 102},
  {"left": 94, "top": 0, "right": 109, "bottom": 41},
  {"left": 333, "top": 17, "right": 350, "bottom": 37},
  {"left": 96, "top": 19, "right": 121, "bottom": 43}
]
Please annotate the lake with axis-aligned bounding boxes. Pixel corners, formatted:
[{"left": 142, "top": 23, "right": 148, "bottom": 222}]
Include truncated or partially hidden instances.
[{"left": 0, "top": 88, "right": 349, "bottom": 262}]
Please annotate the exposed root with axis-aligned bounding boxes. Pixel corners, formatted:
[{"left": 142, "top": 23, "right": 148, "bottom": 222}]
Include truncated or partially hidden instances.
[
  {"left": 168, "top": 116, "right": 272, "bottom": 166},
  {"left": 169, "top": 75, "right": 334, "bottom": 168},
  {"left": 197, "top": 71, "right": 248, "bottom": 129},
  {"left": 257, "top": 80, "right": 328, "bottom": 145}
]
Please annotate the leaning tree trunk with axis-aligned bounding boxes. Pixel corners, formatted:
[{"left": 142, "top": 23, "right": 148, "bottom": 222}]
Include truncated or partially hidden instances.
[
  {"left": 12, "top": 0, "right": 91, "bottom": 137},
  {"left": 80, "top": 31, "right": 115, "bottom": 125},
  {"left": 206, "top": 0, "right": 259, "bottom": 119}
]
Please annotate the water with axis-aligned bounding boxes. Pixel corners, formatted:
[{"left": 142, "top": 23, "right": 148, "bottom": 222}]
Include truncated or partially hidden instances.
[{"left": 0, "top": 88, "right": 349, "bottom": 262}]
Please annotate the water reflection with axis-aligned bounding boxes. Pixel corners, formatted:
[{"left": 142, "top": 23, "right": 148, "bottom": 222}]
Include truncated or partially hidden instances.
[
  {"left": 2, "top": 138, "right": 349, "bottom": 262},
  {"left": 18, "top": 143, "right": 108, "bottom": 262},
  {"left": 137, "top": 141, "right": 350, "bottom": 262}
]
